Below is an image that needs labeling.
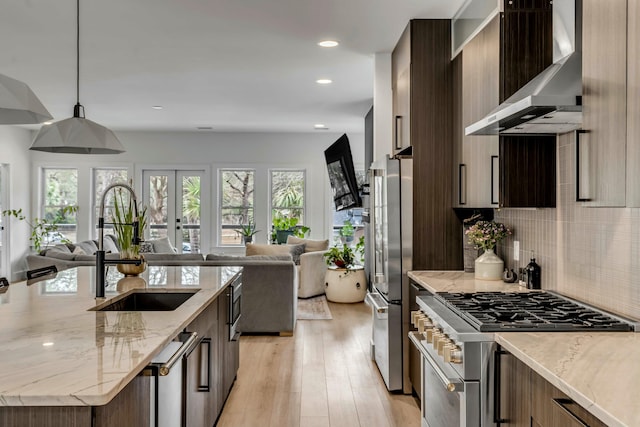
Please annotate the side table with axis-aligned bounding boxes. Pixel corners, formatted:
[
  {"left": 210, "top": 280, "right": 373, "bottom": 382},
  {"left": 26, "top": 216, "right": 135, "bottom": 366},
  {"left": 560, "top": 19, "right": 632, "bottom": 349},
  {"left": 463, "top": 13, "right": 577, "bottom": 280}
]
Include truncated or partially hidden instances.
[{"left": 324, "top": 266, "right": 367, "bottom": 303}]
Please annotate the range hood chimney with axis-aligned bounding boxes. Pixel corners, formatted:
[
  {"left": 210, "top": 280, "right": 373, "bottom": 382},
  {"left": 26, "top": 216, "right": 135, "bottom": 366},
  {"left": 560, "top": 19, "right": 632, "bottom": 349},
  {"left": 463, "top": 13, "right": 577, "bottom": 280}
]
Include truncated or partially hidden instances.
[{"left": 466, "top": 0, "right": 582, "bottom": 136}]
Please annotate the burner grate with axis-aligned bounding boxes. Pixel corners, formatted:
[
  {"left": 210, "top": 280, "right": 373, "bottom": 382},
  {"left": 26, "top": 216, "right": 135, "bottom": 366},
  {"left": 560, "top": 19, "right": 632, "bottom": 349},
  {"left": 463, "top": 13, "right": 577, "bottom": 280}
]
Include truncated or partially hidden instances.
[{"left": 434, "top": 291, "right": 633, "bottom": 332}]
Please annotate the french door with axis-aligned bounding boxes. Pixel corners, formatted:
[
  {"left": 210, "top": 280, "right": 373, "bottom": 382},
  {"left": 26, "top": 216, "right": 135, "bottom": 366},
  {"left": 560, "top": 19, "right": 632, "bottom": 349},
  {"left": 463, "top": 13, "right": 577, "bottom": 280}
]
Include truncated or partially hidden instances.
[{"left": 142, "top": 170, "right": 204, "bottom": 254}]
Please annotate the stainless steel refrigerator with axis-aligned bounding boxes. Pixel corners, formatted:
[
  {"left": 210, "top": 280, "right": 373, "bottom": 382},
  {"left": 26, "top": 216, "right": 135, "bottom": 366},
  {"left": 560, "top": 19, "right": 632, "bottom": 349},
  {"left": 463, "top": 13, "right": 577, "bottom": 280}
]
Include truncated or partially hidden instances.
[{"left": 364, "top": 153, "right": 412, "bottom": 392}]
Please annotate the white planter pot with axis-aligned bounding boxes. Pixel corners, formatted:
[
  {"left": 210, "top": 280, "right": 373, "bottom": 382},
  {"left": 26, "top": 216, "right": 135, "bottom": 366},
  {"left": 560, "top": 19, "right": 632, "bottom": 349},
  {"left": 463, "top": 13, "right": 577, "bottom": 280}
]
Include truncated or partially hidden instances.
[
  {"left": 474, "top": 248, "right": 503, "bottom": 281},
  {"left": 324, "top": 267, "right": 367, "bottom": 303}
]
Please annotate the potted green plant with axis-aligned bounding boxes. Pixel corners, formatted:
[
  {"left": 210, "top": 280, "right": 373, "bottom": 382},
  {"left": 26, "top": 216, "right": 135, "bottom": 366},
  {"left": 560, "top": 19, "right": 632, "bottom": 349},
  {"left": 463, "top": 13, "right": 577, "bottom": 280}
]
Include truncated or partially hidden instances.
[
  {"left": 234, "top": 220, "right": 260, "bottom": 244},
  {"left": 112, "top": 190, "right": 148, "bottom": 275},
  {"left": 271, "top": 215, "right": 310, "bottom": 244},
  {"left": 339, "top": 219, "right": 355, "bottom": 243},
  {"left": 2, "top": 206, "right": 78, "bottom": 252},
  {"left": 324, "top": 236, "right": 365, "bottom": 269}
]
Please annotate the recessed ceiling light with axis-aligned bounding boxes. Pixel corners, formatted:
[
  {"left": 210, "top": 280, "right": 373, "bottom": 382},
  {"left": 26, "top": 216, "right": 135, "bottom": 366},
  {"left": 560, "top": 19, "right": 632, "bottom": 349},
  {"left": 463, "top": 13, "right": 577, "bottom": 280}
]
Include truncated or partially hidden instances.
[
  {"left": 42, "top": 121, "right": 53, "bottom": 125},
  {"left": 318, "top": 40, "right": 339, "bottom": 48},
  {"left": 151, "top": 106, "right": 163, "bottom": 110},
  {"left": 314, "top": 124, "right": 328, "bottom": 130},
  {"left": 42, "top": 342, "right": 54, "bottom": 347},
  {"left": 316, "top": 79, "right": 332, "bottom": 85}
]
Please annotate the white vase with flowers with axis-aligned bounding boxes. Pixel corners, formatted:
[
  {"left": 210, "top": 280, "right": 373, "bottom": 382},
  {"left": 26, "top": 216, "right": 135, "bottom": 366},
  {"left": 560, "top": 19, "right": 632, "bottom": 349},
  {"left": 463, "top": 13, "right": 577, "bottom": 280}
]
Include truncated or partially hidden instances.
[{"left": 465, "top": 220, "right": 511, "bottom": 280}]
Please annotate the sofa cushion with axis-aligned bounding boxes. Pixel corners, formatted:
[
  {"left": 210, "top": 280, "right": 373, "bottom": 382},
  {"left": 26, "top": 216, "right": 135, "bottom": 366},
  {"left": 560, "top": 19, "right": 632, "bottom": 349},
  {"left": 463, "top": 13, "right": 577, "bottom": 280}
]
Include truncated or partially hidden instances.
[
  {"left": 74, "top": 240, "right": 99, "bottom": 255},
  {"left": 72, "top": 246, "right": 86, "bottom": 255},
  {"left": 46, "top": 251, "right": 76, "bottom": 261},
  {"left": 150, "top": 237, "right": 177, "bottom": 254},
  {"left": 245, "top": 243, "right": 305, "bottom": 264},
  {"left": 206, "top": 254, "right": 292, "bottom": 262},
  {"left": 102, "top": 235, "right": 120, "bottom": 254},
  {"left": 143, "top": 253, "right": 204, "bottom": 261},
  {"left": 139, "top": 241, "right": 154, "bottom": 253},
  {"left": 41, "top": 244, "right": 73, "bottom": 256},
  {"left": 286, "top": 236, "right": 329, "bottom": 253}
]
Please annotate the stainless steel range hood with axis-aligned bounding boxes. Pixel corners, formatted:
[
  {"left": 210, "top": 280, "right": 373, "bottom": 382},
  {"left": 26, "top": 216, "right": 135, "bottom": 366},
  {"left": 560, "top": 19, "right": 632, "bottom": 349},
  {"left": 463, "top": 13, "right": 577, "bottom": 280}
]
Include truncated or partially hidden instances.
[{"left": 466, "top": 0, "right": 582, "bottom": 136}]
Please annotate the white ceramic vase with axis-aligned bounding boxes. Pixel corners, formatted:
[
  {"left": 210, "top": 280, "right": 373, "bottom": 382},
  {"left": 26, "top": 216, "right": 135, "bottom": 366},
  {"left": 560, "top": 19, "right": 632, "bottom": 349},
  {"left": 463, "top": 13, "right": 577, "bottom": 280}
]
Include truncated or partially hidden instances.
[{"left": 474, "top": 248, "right": 503, "bottom": 281}]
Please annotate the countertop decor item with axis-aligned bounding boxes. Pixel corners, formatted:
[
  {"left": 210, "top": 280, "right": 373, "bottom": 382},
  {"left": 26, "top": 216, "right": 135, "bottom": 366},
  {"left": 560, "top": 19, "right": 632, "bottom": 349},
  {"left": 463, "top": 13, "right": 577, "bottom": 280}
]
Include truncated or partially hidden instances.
[
  {"left": 465, "top": 220, "right": 511, "bottom": 280},
  {"left": 111, "top": 186, "right": 148, "bottom": 277}
]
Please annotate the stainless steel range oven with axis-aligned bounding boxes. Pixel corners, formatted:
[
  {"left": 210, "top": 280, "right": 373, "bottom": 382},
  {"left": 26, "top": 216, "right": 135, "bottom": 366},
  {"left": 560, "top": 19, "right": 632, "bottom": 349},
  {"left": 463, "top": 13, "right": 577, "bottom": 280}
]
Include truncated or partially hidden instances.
[{"left": 410, "top": 290, "right": 638, "bottom": 427}]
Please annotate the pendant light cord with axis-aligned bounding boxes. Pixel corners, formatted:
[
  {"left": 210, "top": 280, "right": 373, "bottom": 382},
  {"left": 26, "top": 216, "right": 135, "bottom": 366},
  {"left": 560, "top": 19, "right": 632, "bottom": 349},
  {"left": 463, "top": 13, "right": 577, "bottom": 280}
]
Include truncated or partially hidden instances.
[{"left": 73, "top": 0, "right": 84, "bottom": 118}]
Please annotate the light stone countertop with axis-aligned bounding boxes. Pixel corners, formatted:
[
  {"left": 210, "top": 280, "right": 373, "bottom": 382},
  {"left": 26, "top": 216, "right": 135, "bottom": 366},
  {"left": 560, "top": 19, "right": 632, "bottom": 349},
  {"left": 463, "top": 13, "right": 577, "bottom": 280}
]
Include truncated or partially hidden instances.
[
  {"left": 408, "top": 270, "right": 529, "bottom": 293},
  {"left": 409, "top": 270, "right": 640, "bottom": 427},
  {"left": 0, "top": 265, "right": 240, "bottom": 407}
]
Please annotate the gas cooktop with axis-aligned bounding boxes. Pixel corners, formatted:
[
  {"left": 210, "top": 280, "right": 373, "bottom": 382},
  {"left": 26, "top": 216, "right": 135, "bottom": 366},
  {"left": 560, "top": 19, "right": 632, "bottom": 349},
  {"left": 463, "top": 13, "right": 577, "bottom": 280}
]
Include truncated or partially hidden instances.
[{"left": 435, "top": 291, "right": 635, "bottom": 332}]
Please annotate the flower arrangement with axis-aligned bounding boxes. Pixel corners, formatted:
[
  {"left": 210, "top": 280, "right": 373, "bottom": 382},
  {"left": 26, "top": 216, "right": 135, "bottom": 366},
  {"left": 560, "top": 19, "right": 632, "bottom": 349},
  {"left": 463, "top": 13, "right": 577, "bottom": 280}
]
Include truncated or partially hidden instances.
[{"left": 465, "top": 220, "right": 511, "bottom": 252}]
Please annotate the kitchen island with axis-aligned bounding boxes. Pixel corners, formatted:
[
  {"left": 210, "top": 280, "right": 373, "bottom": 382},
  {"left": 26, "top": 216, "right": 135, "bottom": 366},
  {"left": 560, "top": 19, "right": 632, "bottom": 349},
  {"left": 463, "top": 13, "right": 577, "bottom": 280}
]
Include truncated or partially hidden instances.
[
  {"left": 0, "top": 265, "right": 240, "bottom": 426},
  {"left": 410, "top": 270, "right": 640, "bottom": 427}
]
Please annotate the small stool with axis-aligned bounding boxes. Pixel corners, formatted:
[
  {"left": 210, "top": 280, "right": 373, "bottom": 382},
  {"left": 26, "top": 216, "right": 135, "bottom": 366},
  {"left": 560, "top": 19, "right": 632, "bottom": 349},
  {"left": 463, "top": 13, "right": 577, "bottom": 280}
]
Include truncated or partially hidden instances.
[{"left": 324, "top": 266, "right": 367, "bottom": 303}]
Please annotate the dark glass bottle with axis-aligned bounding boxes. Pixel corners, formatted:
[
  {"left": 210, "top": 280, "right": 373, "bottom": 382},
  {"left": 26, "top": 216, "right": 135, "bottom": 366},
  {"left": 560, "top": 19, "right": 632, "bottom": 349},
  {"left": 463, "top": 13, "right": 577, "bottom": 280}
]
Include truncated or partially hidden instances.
[{"left": 525, "top": 255, "right": 541, "bottom": 289}]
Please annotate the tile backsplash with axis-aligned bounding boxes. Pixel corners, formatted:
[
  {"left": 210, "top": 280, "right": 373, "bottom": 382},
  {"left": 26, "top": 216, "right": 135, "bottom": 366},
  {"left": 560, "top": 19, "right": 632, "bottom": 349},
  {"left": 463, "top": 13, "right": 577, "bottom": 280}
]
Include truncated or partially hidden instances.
[{"left": 495, "top": 132, "right": 640, "bottom": 319}]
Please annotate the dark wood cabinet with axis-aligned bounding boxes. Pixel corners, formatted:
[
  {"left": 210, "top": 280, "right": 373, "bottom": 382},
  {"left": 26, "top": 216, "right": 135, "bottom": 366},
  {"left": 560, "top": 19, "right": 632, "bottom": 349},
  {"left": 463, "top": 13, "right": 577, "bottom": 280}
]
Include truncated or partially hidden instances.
[
  {"left": 496, "top": 350, "right": 531, "bottom": 426},
  {"left": 499, "top": 135, "right": 556, "bottom": 208},
  {"left": 498, "top": 347, "right": 607, "bottom": 427},
  {"left": 392, "top": 19, "right": 461, "bottom": 271},
  {"left": 218, "top": 285, "right": 239, "bottom": 408},
  {"left": 184, "top": 299, "right": 220, "bottom": 427},
  {"left": 454, "top": 1, "right": 556, "bottom": 209}
]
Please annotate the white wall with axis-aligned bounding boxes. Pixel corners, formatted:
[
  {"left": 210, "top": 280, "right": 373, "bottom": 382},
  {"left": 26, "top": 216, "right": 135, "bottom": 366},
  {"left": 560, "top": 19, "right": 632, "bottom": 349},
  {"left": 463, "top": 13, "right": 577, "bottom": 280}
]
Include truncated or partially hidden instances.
[
  {"left": 28, "top": 130, "right": 365, "bottom": 255},
  {"left": 0, "top": 127, "right": 34, "bottom": 280}
]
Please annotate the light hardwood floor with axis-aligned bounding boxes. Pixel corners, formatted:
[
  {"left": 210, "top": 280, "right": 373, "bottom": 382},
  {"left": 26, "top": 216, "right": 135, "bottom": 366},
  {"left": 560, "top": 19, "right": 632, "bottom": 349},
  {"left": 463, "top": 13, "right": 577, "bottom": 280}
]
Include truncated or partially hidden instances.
[{"left": 217, "top": 301, "right": 421, "bottom": 427}]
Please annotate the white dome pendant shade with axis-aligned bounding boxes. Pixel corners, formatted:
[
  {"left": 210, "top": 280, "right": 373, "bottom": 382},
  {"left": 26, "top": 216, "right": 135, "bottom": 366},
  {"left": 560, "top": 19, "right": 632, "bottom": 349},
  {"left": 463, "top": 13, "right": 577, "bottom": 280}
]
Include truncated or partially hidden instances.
[
  {"left": 0, "top": 73, "right": 52, "bottom": 124},
  {"left": 31, "top": 104, "right": 125, "bottom": 154},
  {"left": 30, "top": 0, "right": 125, "bottom": 155}
]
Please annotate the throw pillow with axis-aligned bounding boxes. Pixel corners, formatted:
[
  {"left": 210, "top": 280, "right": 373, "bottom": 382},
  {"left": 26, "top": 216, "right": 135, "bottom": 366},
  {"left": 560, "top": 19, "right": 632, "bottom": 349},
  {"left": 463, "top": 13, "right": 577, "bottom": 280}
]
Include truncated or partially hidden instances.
[
  {"left": 139, "top": 242, "right": 154, "bottom": 254},
  {"left": 74, "top": 240, "right": 98, "bottom": 255},
  {"left": 245, "top": 243, "right": 306, "bottom": 264},
  {"left": 151, "top": 237, "right": 177, "bottom": 254},
  {"left": 286, "top": 236, "right": 329, "bottom": 252},
  {"left": 72, "top": 246, "right": 86, "bottom": 255}
]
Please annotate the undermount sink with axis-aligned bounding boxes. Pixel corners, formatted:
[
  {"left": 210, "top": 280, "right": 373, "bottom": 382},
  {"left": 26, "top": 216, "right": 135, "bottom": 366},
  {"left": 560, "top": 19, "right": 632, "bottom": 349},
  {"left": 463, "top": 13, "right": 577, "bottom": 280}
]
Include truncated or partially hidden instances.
[{"left": 91, "top": 290, "right": 199, "bottom": 311}]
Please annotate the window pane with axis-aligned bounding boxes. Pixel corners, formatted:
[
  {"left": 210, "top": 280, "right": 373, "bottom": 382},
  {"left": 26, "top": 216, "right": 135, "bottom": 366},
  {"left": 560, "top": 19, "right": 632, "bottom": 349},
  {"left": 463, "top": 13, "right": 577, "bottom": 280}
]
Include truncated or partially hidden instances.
[
  {"left": 148, "top": 175, "right": 169, "bottom": 240},
  {"left": 93, "top": 168, "right": 128, "bottom": 238},
  {"left": 43, "top": 168, "right": 78, "bottom": 244},
  {"left": 332, "top": 170, "right": 365, "bottom": 243},
  {"left": 181, "top": 175, "right": 201, "bottom": 253},
  {"left": 271, "top": 170, "right": 305, "bottom": 223},
  {"left": 220, "top": 170, "right": 254, "bottom": 245}
]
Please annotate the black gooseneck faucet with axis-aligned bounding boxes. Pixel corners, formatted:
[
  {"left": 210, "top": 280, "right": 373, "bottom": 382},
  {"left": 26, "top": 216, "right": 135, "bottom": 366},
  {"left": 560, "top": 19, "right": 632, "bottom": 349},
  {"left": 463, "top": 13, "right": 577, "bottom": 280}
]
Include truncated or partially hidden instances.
[{"left": 95, "top": 183, "right": 142, "bottom": 298}]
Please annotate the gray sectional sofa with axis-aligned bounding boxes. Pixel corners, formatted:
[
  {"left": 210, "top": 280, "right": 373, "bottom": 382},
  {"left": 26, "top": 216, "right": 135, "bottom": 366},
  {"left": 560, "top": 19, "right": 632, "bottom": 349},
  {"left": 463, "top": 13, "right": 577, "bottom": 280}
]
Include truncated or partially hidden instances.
[{"left": 27, "top": 237, "right": 299, "bottom": 335}]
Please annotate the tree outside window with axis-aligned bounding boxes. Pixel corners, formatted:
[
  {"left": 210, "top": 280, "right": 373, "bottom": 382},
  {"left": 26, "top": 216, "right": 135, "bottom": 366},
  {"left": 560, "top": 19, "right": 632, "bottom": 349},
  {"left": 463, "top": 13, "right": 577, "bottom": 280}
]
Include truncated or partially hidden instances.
[
  {"left": 220, "top": 170, "right": 254, "bottom": 245},
  {"left": 271, "top": 170, "right": 305, "bottom": 230},
  {"left": 42, "top": 168, "right": 78, "bottom": 243}
]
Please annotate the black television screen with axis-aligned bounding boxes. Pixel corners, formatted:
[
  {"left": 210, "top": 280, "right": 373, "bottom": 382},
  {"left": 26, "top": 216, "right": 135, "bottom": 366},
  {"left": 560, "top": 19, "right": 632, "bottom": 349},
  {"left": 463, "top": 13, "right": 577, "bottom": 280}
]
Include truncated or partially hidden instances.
[{"left": 324, "top": 134, "right": 361, "bottom": 211}]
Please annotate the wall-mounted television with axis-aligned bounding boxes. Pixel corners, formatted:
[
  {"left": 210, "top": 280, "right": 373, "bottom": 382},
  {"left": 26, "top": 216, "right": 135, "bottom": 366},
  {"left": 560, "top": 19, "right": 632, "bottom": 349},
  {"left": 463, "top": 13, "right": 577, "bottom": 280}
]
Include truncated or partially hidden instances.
[{"left": 324, "top": 133, "right": 362, "bottom": 211}]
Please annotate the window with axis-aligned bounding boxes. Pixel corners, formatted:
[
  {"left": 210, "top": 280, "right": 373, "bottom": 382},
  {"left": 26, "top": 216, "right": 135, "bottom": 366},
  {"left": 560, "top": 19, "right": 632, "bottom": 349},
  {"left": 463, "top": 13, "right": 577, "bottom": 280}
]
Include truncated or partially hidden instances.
[
  {"left": 92, "top": 168, "right": 128, "bottom": 238},
  {"left": 220, "top": 169, "right": 255, "bottom": 245},
  {"left": 42, "top": 168, "right": 78, "bottom": 243},
  {"left": 271, "top": 169, "right": 305, "bottom": 224}
]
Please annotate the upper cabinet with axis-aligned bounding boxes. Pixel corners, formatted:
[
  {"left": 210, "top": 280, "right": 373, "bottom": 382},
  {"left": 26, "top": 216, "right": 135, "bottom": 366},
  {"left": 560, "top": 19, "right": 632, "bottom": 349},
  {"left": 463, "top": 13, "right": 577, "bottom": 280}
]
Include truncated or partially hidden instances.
[
  {"left": 391, "top": 19, "right": 462, "bottom": 270},
  {"left": 580, "top": 0, "right": 627, "bottom": 207},
  {"left": 453, "top": 1, "right": 555, "bottom": 209},
  {"left": 454, "top": 16, "right": 500, "bottom": 208}
]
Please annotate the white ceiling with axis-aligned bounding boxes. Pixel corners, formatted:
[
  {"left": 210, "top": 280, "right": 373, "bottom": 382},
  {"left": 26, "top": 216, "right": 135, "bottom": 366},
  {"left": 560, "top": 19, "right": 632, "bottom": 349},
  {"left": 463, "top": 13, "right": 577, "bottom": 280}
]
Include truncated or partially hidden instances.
[{"left": 1, "top": 0, "right": 464, "bottom": 134}]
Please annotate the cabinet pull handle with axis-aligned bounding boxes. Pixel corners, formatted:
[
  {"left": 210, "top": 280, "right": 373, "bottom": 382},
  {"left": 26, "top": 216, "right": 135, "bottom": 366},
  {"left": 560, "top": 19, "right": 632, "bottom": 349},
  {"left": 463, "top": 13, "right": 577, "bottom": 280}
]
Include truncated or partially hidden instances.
[
  {"left": 552, "top": 398, "right": 589, "bottom": 427},
  {"left": 197, "top": 338, "right": 211, "bottom": 392},
  {"left": 493, "top": 349, "right": 507, "bottom": 425},
  {"left": 153, "top": 331, "right": 198, "bottom": 376},
  {"left": 576, "top": 129, "right": 592, "bottom": 201},
  {"left": 395, "top": 115, "right": 403, "bottom": 150},
  {"left": 491, "top": 155, "right": 499, "bottom": 205},
  {"left": 459, "top": 164, "right": 467, "bottom": 205}
]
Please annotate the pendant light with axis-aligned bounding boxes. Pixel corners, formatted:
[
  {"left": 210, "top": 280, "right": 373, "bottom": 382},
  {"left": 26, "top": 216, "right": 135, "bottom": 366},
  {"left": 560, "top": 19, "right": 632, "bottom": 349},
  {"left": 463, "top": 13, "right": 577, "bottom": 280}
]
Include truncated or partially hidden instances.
[
  {"left": 0, "top": 73, "right": 52, "bottom": 124},
  {"left": 30, "top": 0, "right": 125, "bottom": 154}
]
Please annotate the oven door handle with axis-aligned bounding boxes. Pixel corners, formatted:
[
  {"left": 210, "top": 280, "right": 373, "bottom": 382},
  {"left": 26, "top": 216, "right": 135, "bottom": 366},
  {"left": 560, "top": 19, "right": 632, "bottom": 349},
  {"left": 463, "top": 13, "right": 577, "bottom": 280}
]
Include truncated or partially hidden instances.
[{"left": 409, "top": 332, "right": 464, "bottom": 393}]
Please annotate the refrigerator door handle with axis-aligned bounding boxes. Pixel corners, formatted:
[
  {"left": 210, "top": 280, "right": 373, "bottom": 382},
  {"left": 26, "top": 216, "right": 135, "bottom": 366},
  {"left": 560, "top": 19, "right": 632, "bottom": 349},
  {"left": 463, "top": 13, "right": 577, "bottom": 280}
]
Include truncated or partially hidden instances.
[{"left": 365, "top": 292, "right": 389, "bottom": 318}]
